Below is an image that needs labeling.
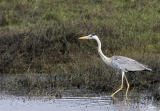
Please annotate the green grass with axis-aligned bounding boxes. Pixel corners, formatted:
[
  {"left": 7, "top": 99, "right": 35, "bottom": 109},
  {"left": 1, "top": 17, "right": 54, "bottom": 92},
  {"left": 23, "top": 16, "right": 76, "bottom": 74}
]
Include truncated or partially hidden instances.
[{"left": 0, "top": 0, "right": 160, "bottom": 93}]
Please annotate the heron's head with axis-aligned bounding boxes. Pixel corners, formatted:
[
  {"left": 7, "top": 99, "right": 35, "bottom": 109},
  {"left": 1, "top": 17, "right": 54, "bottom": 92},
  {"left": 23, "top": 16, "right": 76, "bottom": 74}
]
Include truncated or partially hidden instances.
[{"left": 79, "top": 34, "right": 98, "bottom": 40}]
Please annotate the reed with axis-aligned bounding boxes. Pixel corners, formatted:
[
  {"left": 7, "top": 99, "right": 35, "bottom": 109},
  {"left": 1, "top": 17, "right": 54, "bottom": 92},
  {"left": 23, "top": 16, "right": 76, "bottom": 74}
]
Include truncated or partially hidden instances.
[{"left": 0, "top": 0, "right": 159, "bottom": 93}]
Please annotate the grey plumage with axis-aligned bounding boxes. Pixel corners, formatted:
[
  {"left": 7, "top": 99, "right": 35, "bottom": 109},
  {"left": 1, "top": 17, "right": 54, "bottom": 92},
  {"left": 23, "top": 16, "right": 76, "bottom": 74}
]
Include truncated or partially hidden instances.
[
  {"left": 79, "top": 34, "right": 152, "bottom": 72},
  {"left": 79, "top": 34, "right": 152, "bottom": 98},
  {"left": 110, "top": 56, "right": 152, "bottom": 72}
]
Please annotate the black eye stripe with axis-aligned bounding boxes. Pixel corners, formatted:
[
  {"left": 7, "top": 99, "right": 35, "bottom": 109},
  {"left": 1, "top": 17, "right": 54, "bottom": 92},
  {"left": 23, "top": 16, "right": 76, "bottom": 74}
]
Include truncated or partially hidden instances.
[{"left": 90, "top": 33, "right": 96, "bottom": 37}]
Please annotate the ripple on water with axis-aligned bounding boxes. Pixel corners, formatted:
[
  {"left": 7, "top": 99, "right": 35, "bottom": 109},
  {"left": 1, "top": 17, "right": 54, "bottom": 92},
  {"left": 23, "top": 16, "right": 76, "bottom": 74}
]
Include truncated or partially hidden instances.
[{"left": 0, "top": 92, "right": 159, "bottom": 111}]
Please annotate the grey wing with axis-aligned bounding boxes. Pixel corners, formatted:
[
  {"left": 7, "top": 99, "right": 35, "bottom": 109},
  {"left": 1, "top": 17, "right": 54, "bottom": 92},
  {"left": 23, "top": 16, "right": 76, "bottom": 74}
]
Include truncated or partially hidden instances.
[{"left": 110, "top": 56, "right": 152, "bottom": 72}]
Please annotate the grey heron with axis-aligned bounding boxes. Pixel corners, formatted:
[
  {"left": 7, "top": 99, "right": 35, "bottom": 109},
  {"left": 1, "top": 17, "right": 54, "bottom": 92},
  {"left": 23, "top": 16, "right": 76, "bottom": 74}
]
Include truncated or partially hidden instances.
[{"left": 79, "top": 34, "right": 152, "bottom": 99}]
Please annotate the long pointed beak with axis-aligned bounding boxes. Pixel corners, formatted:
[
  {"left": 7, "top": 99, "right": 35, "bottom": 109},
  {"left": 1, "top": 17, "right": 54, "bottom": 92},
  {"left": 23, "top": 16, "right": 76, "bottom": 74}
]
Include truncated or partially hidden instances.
[{"left": 79, "top": 36, "right": 89, "bottom": 39}]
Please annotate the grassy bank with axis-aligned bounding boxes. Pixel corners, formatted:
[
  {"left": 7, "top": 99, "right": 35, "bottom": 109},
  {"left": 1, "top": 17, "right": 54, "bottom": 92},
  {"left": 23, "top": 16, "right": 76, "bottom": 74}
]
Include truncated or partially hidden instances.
[{"left": 0, "top": 0, "right": 160, "bottom": 93}]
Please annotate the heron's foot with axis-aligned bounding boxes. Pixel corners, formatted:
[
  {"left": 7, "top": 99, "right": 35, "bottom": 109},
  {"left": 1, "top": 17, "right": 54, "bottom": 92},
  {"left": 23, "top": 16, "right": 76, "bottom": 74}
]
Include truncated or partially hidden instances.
[
  {"left": 125, "top": 92, "right": 130, "bottom": 103},
  {"left": 111, "top": 94, "right": 115, "bottom": 98},
  {"left": 111, "top": 86, "right": 123, "bottom": 98},
  {"left": 126, "top": 96, "right": 130, "bottom": 104},
  {"left": 124, "top": 74, "right": 130, "bottom": 102},
  {"left": 126, "top": 94, "right": 128, "bottom": 99},
  {"left": 111, "top": 95, "right": 120, "bottom": 102},
  {"left": 125, "top": 94, "right": 129, "bottom": 100}
]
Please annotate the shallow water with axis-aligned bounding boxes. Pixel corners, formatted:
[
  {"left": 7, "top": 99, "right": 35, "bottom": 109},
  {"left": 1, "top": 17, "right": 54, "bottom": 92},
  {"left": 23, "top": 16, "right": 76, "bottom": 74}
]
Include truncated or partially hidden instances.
[
  {"left": 0, "top": 91, "right": 159, "bottom": 111},
  {"left": 0, "top": 74, "right": 159, "bottom": 111}
]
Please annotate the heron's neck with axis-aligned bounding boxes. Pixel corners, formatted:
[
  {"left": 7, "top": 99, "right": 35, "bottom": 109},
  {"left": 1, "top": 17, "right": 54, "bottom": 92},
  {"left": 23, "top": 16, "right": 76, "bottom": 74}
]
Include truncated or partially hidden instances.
[{"left": 95, "top": 38, "right": 111, "bottom": 63}]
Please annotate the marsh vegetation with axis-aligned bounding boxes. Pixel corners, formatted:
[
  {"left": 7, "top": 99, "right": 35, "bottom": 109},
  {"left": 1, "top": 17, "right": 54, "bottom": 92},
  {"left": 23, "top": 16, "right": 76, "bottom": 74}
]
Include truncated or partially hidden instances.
[{"left": 0, "top": 0, "right": 160, "bottom": 98}]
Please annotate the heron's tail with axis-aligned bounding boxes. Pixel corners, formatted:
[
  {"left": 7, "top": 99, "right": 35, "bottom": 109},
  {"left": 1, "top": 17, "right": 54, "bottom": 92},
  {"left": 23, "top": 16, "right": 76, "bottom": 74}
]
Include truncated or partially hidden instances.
[
  {"left": 145, "top": 67, "right": 152, "bottom": 71},
  {"left": 143, "top": 64, "right": 152, "bottom": 71}
]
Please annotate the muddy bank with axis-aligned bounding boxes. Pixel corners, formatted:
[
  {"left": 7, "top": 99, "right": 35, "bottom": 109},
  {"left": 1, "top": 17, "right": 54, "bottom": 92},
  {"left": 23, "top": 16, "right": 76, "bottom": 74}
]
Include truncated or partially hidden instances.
[{"left": 0, "top": 72, "right": 159, "bottom": 99}]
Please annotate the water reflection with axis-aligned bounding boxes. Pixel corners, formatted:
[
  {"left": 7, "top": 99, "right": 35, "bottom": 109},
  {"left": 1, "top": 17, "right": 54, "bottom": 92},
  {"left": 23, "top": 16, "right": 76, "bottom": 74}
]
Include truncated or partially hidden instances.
[{"left": 0, "top": 92, "right": 159, "bottom": 111}]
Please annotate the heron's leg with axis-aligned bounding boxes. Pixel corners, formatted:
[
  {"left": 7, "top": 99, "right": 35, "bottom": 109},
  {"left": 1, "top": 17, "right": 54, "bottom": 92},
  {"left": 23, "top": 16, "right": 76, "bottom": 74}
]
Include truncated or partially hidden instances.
[
  {"left": 124, "top": 74, "right": 130, "bottom": 99},
  {"left": 111, "top": 71, "right": 124, "bottom": 97}
]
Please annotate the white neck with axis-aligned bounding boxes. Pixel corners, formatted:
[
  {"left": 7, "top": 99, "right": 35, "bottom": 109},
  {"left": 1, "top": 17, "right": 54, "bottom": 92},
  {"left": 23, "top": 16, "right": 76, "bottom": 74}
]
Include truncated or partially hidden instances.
[{"left": 94, "top": 37, "right": 111, "bottom": 63}]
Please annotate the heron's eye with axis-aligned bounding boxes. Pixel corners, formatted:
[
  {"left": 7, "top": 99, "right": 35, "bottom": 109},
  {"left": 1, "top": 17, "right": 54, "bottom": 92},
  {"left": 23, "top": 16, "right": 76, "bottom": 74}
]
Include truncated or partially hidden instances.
[{"left": 88, "top": 33, "right": 96, "bottom": 37}]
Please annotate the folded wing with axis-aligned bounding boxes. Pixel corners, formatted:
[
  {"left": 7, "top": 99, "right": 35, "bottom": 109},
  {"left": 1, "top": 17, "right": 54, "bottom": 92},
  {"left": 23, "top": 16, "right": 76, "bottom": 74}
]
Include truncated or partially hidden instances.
[{"left": 110, "top": 56, "right": 152, "bottom": 72}]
